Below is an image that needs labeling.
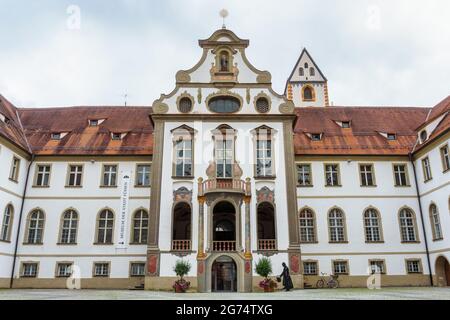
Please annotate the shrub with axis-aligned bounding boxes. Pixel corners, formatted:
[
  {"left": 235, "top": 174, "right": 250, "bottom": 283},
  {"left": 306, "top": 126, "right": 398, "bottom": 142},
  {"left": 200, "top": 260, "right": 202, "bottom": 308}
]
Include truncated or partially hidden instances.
[
  {"left": 173, "top": 260, "right": 191, "bottom": 280},
  {"left": 255, "top": 257, "right": 273, "bottom": 279}
]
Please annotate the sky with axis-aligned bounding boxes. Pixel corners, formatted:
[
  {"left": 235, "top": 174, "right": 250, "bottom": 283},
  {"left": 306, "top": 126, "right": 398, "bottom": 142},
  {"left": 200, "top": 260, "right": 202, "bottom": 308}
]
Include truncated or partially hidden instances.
[{"left": 0, "top": 0, "right": 449, "bottom": 108}]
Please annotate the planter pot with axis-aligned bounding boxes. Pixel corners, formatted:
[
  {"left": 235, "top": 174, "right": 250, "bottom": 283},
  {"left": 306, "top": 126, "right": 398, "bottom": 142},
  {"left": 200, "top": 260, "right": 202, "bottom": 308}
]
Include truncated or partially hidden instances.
[
  {"left": 175, "top": 286, "right": 186, "bottom": 293},
  {"left": 263, "top": 287, "right": 275, "bottom": 293}
]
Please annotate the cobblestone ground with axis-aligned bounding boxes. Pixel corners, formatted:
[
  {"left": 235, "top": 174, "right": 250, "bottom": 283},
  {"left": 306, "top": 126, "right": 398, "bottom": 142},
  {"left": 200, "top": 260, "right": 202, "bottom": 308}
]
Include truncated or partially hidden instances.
[{"left": 0, "top": 287, "right": 449, "bottom": 300}]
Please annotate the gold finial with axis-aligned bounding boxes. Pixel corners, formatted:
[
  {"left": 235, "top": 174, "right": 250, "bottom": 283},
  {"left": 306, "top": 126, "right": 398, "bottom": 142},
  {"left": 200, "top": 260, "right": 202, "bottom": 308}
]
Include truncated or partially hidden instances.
[{"left": 220, "top": 9, "right": 229, "bottom": 29}]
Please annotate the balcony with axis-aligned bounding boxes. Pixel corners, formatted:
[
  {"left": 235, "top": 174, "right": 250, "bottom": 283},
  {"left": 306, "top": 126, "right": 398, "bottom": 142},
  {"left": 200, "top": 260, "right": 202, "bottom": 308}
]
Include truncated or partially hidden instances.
[
  {"left": 172, "top": 240, "right": 192, "bottom": 251},
  {"left": 258, "top": 239, "right": 277, "bottom": 251},
  {"left": 199, "top": 178, "right": 250, "bottom": 196},
  {"left": 212, "top": 241, "right": 237, "bottom": 252}
]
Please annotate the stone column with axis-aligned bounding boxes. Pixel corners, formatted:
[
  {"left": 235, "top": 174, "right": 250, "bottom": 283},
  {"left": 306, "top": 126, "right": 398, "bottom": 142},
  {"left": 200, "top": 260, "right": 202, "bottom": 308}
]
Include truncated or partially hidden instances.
[
  {"left": 244, "top": 178, "right": 252, "bottom": 259},
  {"left": 197, "top": 178, "right": 206, "bottom": 259}
]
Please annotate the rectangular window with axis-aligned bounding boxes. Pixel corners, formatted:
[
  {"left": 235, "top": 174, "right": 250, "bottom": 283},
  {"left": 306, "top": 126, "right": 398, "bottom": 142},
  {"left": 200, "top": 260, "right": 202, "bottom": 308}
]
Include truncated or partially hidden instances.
[
  {"left": 311, "top": 133, "right": 322, "bottom": 141},
  {"left": 406, "top": 260, "right": 422, "bottom": 274},
  {"left": 35, "top": 165, "right": 51, "bottom": 187},
  {"left": 94, "top": 263, "right": 110, "bottom": 277},
  {"left": 136, "top": 164, "right": 151, "bottom": 187},
  {"left": 303, "top": 262, "right": 318, "bottom": 275},
  {"left": 67, "top": 165, "right": 83, "bottom": 187},
  {"left": 56, "top": 263, "right": 73, "bottom": 277},
  {"left": 393, "top": 164, "right": 409, "bottom": 186},
  {"left": 9, "top": 156, "right": 20, "bottom": 181},
  {"left": 256, "top": 139, "right": 273, "bottom": 177},
  {"left": 333, "top": 261, "right": 349, "bottom": 275},
  {"left": 174, "top": 138, "right": 193, "bottom": 177},
  {"left": 441, "top": 145, "right": 450, "bottom": 172},
  {"left": 216, "top": 139, "right": 233, "bottom": 178},
  {"left": 360, "top": 164, "right": 375, "bottom": 186},
  {"left": 21, "top": 263, "right": 38, "bottom": 277},
  {"left": 297, "top": 164, "right": 312, "bottom": 187},
  {"left": 369, "top": 260, "right": 385, "bottom": 274},
  {"left": 102, "top": 165, "right": 118, "bottom": 187},
  {"left": 325, "top": 164, "right": 340, "bottom": 186},
  {"left": 130, "top": 263, "right": 146, "bottom": 277},
  {"left": 422, "top": 157, "right": 432, "bottom": 182}
]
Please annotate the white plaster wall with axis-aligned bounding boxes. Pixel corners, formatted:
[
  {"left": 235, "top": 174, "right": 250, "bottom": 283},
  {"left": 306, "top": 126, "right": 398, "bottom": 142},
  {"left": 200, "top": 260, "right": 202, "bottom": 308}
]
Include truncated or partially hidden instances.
[
  {"left": 0, "top": 142, "right": 29, "bottom": 279},
  {"left": 290, "top": 82, "right": 327, "bottom": 107}
]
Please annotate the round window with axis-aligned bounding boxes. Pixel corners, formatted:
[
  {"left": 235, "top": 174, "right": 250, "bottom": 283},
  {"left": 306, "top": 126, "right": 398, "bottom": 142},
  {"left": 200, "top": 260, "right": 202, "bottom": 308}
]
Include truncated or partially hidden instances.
[
  {"left": 256, "top": 97, "right": 270, "bottom": 113},
  {"left": 208, "top": 96, "right": 241, "bottom": 113},
  {"left": 420, "top": 130, "right": 428, "bottom": 142},
  {"left": 178, "top": 97, "right": 193, "bottom": 113}
]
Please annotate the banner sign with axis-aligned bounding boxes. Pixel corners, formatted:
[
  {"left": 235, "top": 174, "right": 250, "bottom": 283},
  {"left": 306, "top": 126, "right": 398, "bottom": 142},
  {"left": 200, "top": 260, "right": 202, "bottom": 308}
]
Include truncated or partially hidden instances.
[{"left": 117, "top": 171, "right": 131, "bottom": 249}]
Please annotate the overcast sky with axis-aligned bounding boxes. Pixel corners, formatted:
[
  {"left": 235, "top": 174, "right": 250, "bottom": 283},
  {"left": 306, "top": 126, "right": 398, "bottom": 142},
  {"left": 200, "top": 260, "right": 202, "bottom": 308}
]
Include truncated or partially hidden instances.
[{"left": 0, "top": 0, "right": 449, "bottom": 108}]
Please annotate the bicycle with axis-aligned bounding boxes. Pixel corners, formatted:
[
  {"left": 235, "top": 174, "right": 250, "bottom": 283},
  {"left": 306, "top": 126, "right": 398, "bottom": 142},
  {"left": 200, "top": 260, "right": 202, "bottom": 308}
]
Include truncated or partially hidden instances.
[{"left": 316, "top": 272, "right": 339, "bottom": 289}]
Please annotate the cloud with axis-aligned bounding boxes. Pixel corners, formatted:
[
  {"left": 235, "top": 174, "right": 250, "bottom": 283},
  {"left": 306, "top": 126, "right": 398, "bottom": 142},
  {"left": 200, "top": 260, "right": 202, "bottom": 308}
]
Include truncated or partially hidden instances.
[{"left": 0, "top": 0, "right": 449, "bottom": 108}]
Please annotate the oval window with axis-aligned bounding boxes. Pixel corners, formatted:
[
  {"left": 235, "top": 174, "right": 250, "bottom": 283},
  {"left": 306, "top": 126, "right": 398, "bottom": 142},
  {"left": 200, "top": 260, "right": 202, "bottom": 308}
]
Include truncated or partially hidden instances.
[
  {"left": 256, "top": 97, "right": 270, "bottom": 113},
  {"left": 208, "top": 96, "right": 241, "bottom": 113},
  {"left": 178, "top": 97, "right": 193, "bottom": 113}
]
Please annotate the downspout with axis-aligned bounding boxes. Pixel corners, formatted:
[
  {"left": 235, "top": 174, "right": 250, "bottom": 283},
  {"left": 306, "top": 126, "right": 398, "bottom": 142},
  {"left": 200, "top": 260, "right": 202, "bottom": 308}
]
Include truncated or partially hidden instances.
[
  {"left": 9, "top": 154, "right": 34, "bottom": 288},
  {"left": 409, "top": 152, "right": 433, "bottom": 286}
]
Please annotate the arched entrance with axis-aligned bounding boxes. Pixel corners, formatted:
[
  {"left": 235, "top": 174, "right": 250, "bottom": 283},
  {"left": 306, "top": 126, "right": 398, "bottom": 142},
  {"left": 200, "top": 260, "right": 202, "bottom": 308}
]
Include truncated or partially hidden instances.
[
  {"left": 435, "top": 256, "right": 450, "bottom": 287},
  {"left": 211, "top": 256, "right": 237, "bottom": 292},
  {"left": 213, "top": 201, "right": 236, "bottom": 251}
]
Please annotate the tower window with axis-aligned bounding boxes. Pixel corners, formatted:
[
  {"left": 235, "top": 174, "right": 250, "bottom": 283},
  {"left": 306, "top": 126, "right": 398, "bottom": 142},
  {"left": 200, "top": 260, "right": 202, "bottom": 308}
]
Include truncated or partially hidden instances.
[
  {"left": 310, "top": 67, "right": 315, "bottom": 76},
  {"left": 304, "top": 63, "right": 309, "bottom": 69},
  {"left": 299, "top": 67, "right": 304, "bottom": 76},
  {"left": 302, "top": 86, "right": 315, "bottom": 101}
]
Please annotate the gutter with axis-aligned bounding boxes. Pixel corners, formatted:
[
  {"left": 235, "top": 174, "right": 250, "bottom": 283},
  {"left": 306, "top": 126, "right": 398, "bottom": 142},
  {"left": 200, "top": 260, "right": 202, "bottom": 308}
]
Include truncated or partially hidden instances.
[
  {"left": 409, "top": 152, "right": 434, "bottom": 286},
  {"left": 9, "top": 154, "right": 34, "bottom": 288}
]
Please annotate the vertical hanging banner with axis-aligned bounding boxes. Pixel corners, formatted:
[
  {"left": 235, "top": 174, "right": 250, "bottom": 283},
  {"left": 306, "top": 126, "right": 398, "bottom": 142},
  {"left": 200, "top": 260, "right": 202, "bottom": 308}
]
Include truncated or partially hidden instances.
[{"left": 117, "top": 171, "right": 131, "bottom": 249}]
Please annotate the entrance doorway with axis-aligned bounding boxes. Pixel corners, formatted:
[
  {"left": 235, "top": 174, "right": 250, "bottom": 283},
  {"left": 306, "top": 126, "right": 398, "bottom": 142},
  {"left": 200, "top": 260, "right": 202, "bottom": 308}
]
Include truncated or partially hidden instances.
[
  {"left": 435, "top": 256, "right": 450, "bottom": 287},
  {"left": 211, "top": 256, "right": 237, "bottom": 292}
]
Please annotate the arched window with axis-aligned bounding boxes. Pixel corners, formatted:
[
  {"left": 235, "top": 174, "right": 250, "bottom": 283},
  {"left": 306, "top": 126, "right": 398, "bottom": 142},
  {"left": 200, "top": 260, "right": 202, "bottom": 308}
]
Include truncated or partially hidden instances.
[
  {"left": 429, "top": 204, "right": 443, "bottom": 241},
  {"left": 257, "top": 202, "right": 276, "bottom": 250},
  {"left": 299, "top": 67, "right": 304, "bottom": 76},
  {"left": 299, "top": 208, "right": 316, "bottom": 243},
  {"left": 302, "top": 86, "right": 315, "bottom": 101},
  {"left": 96, "top": 209, "right": 114, "bottom": 244},
  {"left": 310, "top": 67, "right": 315, "bottom": 76},
  {"left": 304, "top": 63, "right": 309, "bottom": 69},
  {"left": 399, "top": 208, "right": 418, "bottom": 242},
  {"left": 172, "top": 203, "right": 191, "bottom": 251},
  {"left": 364, "top": 208, "right": 382, "bottom": 243},
  {"left": 219, "top": 51, "right": 230, "bottom": 72},
  {"left": 60, "top": 209, "right": 78, "bottom": 244},
  {"left": 328, "top": 208, "right": 346, "bottom": 243},
  {"left": 26, "top": 209, "right": 45, "bottom": 244},
  {"left": 132, "top": 209, "right": 149, "bottom": 244},
  {"left": 0, "top": 205, "right": 13, "bottom": 241}
]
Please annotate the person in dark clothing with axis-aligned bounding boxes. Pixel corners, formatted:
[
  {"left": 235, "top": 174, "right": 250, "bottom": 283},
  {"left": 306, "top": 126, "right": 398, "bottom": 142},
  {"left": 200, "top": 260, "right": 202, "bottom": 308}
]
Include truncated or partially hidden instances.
[{"left": 279, "top": 262, "right": 294, "bottom": 291}]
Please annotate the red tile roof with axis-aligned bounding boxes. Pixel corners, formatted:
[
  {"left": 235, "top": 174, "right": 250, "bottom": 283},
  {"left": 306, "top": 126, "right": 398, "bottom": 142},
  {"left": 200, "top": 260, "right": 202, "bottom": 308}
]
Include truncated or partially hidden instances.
[
  {"left": 294, "top": 107, "right": 430, "bottom": 156},
  {"left": 18, "top": 106, "right": 153, "bottom": 156},
  {"left": 0, "top": 95, "right": 30, "bottom": 152}
]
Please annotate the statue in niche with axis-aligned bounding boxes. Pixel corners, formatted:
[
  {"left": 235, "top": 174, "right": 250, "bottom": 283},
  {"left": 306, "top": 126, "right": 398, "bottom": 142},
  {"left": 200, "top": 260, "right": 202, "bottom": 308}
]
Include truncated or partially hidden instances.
[{"left": 220, "top": 52, "right": 229, "bottom": 72}]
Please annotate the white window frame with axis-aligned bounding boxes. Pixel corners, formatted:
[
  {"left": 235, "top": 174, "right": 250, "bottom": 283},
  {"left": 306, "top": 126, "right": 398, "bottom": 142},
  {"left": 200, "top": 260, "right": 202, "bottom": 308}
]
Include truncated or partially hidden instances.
[
  {"left": 297, "top": 164, "right": 312, "bottom": 187},
  {"left": 324, "top": 164, "right": 340, "bottom": 187},
  {"left": 102, "top": 165, "right": 118, "bottom": 187},
  {"left": 393, "top": 164, "right": 409, "bottom": 186},
  {"left": 136, "top": 164, "right": 151, "bottom": 187},
  {"left": 35, "top": 164, "right": 51, "bottom": 187},
  {"left": 67, "top": 165, "right": 83, "bottom": 187},
  {"left": 422, "top": 157, "right": 432, "bottom": 182},
  {"left": 364, "top": 209, "right": 382, "bottom": 243},
  {"left": 60, "top": 210, "right": 78, "bottom": 244}
]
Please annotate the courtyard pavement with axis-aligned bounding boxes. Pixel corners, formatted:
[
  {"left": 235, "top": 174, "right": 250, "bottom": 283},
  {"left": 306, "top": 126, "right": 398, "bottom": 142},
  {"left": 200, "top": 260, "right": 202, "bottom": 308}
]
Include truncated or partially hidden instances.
[{"left": 0, "top": 287, "right": 449, "bottom": 300}]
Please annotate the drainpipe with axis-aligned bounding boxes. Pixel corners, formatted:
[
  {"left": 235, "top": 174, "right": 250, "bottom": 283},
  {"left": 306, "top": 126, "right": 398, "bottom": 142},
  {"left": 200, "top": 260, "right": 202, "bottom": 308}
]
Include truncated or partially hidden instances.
[
  {"left": 409, "top": 153, "right": 433, "bottom": 286},
  {"left": 9, "top": 154, "right": 35, "bottom": 288}
]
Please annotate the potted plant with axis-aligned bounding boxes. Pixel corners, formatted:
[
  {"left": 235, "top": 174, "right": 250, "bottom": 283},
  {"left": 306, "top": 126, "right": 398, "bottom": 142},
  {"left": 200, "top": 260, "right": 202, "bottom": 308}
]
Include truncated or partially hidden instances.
[
  {"left": 255, "top": 257, "right": 278, "bottom": 292},
  {"left": 173, "top": 260, "right": 191, "bottom": 293}
]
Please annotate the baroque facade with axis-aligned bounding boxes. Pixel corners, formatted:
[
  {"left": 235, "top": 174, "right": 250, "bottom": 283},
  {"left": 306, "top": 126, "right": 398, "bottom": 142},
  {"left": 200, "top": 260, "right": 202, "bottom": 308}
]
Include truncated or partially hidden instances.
[{"left": 0, "top": 28, "right": 449, "bottom": 292}]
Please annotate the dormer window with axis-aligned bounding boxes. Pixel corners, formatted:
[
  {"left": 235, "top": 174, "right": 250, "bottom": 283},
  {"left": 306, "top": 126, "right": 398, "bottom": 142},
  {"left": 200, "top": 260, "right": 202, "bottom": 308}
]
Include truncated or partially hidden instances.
[
  {"left": 111, "top": 133, "right": 122, "bottom": 141},
  {"left": 0, "top": 113, "right": 7, "bottom": 123},
  {"left": 310, "top": 133, "right": 322, "bottom": 141},
  {"left": 342, "top": 121, "right": 351, "bottom": 129},
  {"left": 387, "top": 133, "right": 397, "bottom": 141},
  {"left": 420, "top": 130, "right": 428, "bottom": 143},
  {"left": 89, "top": 120, "right": 99, "bottom": 126},
  {"left": 51, "top": 133, "right": 62, "bottom": 140}
]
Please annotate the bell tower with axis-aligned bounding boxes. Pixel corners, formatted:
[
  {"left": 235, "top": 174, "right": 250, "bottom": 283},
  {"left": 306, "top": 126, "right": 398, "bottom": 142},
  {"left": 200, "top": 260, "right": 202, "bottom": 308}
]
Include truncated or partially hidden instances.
[{"left": 285, "top": 48, "right": 329, "bottom": 107}]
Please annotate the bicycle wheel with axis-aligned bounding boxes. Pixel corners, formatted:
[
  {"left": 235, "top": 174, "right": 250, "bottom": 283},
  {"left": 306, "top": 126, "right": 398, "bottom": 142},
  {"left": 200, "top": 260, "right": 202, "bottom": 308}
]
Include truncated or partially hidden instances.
[
  {"left": 329, "top": 280, "right": 339, "bottom": 289},
  {"left": 316, "top": 279, "right": 325, "bottom": 289}
]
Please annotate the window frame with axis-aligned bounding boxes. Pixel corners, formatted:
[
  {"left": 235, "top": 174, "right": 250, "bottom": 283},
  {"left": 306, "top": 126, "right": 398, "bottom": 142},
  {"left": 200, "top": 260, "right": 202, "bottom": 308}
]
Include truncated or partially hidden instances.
[
  {"left": 101, "top": 164, "right": 119, "bottom": 187},
  {"left": 33, "top": 164, "right": 52, "bottom": 188},
  {"left": 332, "top": 260, "right": 349, "bottom": 275},
  {"left": 212, "top": 125, "right": 236, "bottom": 179},
  {"left": 252, "top": 126, "right": 276, "bottom": 179},
  {"left": 405, "top": 259, "right": 423, "bottom": 274},
  {"left": 93, "top": 262, "right": 110, "bottom": 277},
  {"left": 58, "top": 209, "right": 79, "bottom": 245},
  {"left": 303, "top": 260, "right": 318, "bottom": 276},
  {"left": 0, "top": 204, "right": 14, "bottom": 242},
  {"left": 392, "top": 163, "right": 411, "bottom": 187},
  {"left": 135, "top": 163, "right": 152, "bottom": 187},
  {"left": 363, "top": 207, "right": 384, "bottom": 243},
  {"left": 398, "top": 207, "right": 420, "bottom": 243},
  {"left": 66, "top": 164, "right": 84, "bottom": 188},
  {"left": 421, "top": 157, "right": 432, "bottom": 182},
  {"left": 95, "top": 209, "right": 115, "bottom": 245},
  {"left": 324, "top": 163, "right": 341, "bottom": 187},
  {"left": 130, "top": 209, "right": 149, "bottom": 245},
  {"left": 327, "top": 207, "right": 348, "bottom": 243},
  {"left": 296, "top": 163, "right": 313, "bottom": 187},
  {"left": 129, "top": 262, "right": 146, "bottom": 277},
  {"left": 440, "top": 144, "right": 450, "bottom": 173},
  {"left": 55, "top": 262, "right": 74, "bottom": 278},
  {"left": 20, "top": 262, "right": 39, "bottom": 278},
  {"left": 302, "top": 85, "right": 316, "bottom": 102},
  {"left": 429, "top": 204, "right": 443, "bottom": 241},
  {"left": 369, "top": 259, "right": 386, "bottom": 275},
  {"left": 359, "top": 163, "right": 376, "bottom": 187},
  {"left": 9, "top": 156, "right": 20, "bottom": 182},
  {"left": 24, "top": 209, "right": 45, "bottom": 245},
  {"left": 299, "top": 207, "right": 317, "bottom": 244},
  {"left": 171, "top": 126, "right": 195, "bottom": 179}
]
